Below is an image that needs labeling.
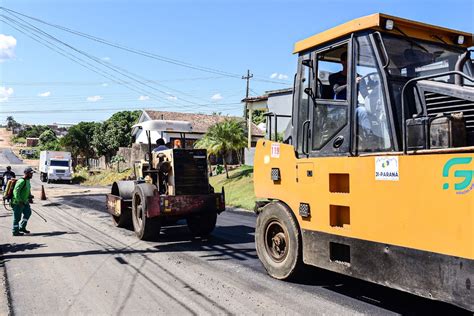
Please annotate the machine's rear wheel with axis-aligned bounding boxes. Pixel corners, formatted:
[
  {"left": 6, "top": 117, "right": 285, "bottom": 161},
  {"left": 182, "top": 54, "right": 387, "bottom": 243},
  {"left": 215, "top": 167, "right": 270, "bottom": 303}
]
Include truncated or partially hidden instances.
[
  {"left": 187, "top": 212, "right": 217, "bottom": 237},
  {"left": 255, "top": 202, "right": 303, "bottom": 280},
  {"left": 132, "top": 183, "right": 161, "bottom": 240}
]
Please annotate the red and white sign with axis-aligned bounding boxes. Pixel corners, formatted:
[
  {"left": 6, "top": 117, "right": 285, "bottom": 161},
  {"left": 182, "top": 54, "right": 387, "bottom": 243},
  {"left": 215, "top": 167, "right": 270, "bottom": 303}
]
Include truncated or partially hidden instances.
[{"left": 271, "top": 143, "right": 280, "bottom": 158}]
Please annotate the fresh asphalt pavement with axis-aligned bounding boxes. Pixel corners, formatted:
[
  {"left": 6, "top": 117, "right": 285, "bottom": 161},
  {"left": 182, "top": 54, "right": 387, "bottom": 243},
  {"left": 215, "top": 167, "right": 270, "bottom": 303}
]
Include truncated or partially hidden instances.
[{"left": 0, "top": 148, "right": 471, "bottom": 315}]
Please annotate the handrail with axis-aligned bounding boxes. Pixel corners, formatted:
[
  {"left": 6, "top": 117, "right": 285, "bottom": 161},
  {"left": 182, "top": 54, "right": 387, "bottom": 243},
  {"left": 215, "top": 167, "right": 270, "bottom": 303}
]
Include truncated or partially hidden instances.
[
  {"left": 263, "top": 112, "right": 292, "bottom": 141},
  {"left": 373, "top": 32, "right": 390, "bottom": 69},
  {"left": 401, "top": 70, "right": 474, "bottom": 153},
  {"left": 301, "top": 120, "right": 310, "bottom": 156}
]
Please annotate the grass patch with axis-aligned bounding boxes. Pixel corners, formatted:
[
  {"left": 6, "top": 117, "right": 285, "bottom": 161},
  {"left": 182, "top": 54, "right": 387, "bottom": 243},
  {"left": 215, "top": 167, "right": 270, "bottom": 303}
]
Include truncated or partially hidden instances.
[
  {"left": 75, "top": 168, "right": 133, "bottom": 186},
  {"left": 209, "top": 165, "right": 255, "bottom": 211},
  {"left": 11, "top": 136, "right": 26, "bottom": 144}
]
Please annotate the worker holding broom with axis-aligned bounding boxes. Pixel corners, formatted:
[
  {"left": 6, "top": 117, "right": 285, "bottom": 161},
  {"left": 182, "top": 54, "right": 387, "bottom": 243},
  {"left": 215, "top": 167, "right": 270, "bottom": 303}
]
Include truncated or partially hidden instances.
[{"left": 11, "top": 167, "right": 34, "bottom": 236}]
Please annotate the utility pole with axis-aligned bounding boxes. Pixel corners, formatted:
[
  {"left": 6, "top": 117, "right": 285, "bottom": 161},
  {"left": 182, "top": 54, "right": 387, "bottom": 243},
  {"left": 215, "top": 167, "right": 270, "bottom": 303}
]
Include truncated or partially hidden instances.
[{"left": 242, "top": 69, "right": 253, "bottom": 148}]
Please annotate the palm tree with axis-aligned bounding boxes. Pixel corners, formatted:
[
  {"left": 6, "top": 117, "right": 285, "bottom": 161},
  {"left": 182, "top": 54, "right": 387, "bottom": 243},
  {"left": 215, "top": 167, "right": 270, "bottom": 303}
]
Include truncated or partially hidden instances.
[
  {"left": 6, "top": 116, "right": 16, "bottom": 130},
  {"left": 195, "top": 118, "right": 247, "bottom": 179}
]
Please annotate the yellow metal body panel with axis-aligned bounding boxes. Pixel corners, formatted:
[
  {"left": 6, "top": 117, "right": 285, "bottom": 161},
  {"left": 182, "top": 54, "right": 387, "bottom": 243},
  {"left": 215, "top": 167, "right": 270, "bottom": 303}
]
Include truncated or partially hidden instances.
[
  {"left": 254, "top": 140, "right": 474, "bottom": 260},
  {"left": 293, "top": 13, "right": 473, "bottom": 54}
]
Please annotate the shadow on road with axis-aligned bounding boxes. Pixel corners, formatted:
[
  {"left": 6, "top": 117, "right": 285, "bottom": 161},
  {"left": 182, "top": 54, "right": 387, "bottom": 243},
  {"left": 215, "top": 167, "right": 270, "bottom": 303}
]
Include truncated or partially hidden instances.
[
  {"left": 288, "top": 265, "right": 471, "bottom": 315},
  {"left": 0, "top": 243, "right": 46, "bottom": 254},
  {"left": 154, "top": 223, "right": 257, "bottom": 262},
  {"left": 27, "top": 231, "right": 76, "bottom": 237}
]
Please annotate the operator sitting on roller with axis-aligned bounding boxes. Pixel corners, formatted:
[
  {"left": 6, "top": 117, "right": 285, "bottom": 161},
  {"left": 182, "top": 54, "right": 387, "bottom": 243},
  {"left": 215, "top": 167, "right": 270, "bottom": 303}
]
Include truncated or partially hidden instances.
[
  {"left": 152, "top": 138, "right": 169, "bottom": 152},
  {"left": 12, "top": 167, "right": 34, "bottom": 236},
  {"left": 329, "top": 51, "right": 371, "bottom": 133}
]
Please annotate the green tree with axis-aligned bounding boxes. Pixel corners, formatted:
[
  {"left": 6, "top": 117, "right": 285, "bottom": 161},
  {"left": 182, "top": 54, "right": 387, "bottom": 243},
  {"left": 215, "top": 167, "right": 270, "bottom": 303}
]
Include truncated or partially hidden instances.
[
  {"left": 39, "top": 129, "right": 57, "bottom": 145},
  {"left": 17, "top": 125, "right": 51, "bottom": 138},
  {"left": 252, "top": 109, "right": 266, "bottom": 125},
  {"left": 61, "top": 122, "right": 100, "bottom": 167},
  {"left": 195, "top": 118, "right": 247, "bottom": 179},
  {"left": 110, "top": 154, "right": 126, "bottom": 172},
  {"left": 39, "top": 129, "right": 61, "bottom": 151},
  {"left": 91, "top": 111, "right": 140, "bottom": 162},
  {"left": 6, "top": 116, "right": 17, "bottom": 130}
]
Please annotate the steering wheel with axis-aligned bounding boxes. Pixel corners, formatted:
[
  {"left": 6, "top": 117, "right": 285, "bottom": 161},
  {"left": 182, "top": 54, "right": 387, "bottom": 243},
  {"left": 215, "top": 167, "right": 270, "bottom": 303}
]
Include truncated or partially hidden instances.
[{"left": 358, "top": 72, "right": 379, "bottom": 98}]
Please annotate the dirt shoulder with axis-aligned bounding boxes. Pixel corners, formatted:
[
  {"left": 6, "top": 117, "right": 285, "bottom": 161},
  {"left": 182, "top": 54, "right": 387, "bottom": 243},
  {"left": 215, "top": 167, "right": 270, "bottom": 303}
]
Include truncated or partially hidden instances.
[{"left": 0, "top": 128, "right": 12, "bottom": 148}]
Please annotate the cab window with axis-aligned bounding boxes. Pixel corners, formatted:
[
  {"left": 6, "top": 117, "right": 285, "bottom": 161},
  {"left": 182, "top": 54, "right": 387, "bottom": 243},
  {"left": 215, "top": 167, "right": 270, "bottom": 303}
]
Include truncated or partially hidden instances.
[
  {"left": 312, "top": 44, "right": 349, "bottom": 151},
  {"left": 355, "top": 36, "right": 392, "bottom": 152}
]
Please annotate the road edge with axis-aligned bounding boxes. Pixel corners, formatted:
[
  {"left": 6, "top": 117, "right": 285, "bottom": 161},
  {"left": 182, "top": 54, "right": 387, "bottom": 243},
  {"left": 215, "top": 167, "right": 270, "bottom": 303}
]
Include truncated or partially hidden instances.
[{"left": 0, "top": 244, "right": 13, "bottom": 316}]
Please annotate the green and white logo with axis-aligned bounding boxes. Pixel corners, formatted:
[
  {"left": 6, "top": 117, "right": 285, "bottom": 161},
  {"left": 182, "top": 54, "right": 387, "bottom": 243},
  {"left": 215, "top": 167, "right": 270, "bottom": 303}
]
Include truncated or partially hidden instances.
[{"left": 442, "top": 157, "right": 473, "bottom": 194}]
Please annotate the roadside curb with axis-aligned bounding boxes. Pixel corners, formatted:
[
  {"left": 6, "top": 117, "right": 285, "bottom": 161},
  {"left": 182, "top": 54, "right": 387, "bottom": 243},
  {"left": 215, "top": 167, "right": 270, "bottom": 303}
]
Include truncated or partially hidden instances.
[{"left": 0, "top": 245, "right": 13, "bottom": 316}]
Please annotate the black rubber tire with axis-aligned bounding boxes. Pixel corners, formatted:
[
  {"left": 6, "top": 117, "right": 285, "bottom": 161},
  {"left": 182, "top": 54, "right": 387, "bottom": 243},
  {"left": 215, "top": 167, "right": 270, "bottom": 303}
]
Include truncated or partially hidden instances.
[
  {"left": 132, "top": 183, "right": 161, "bottom": 240},
  {"left": 255, "top": 202, "right": 303, "bottom": 280},
  {"left": 186, "top": 212, "right": 217, "bottom": 237},
  {"left": 112, "top": 208, "right": 132, "bottom": 229},
  {"left": 40, "top": 173, "right": 46, "bottom": 183}
]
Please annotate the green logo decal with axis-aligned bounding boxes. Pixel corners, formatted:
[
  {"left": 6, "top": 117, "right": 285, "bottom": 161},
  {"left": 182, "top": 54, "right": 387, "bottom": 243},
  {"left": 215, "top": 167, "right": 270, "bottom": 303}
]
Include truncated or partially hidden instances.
[{"left": 443, "top": 157, "right": 473, "bottom": 193}]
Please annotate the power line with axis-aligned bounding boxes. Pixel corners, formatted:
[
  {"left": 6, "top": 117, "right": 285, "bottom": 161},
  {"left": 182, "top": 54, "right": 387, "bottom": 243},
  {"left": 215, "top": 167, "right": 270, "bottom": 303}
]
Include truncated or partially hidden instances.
[
  {"left": 1, "top": 16, "right": 182, "bottom": 109},
  {"left": 1, "top": 15, "right": 226, "bottom": 112},
  {"left": 0, "top": 6, "right": 291, "bottom": 86},
  {"left": 0, "top": 103, "right": 243, "bottom": 114},
  {"left": 2, "top": 14, "right": 207, "bottom": 108},
  {"left": 2, "top": 76, "right": 230, "bottom": 86}
]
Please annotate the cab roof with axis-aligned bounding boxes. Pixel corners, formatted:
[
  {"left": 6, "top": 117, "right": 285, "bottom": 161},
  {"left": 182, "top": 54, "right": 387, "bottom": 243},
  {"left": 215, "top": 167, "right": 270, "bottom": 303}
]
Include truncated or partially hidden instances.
[{"left": 293, "top": 13, "right": 473, "bottom": 54}]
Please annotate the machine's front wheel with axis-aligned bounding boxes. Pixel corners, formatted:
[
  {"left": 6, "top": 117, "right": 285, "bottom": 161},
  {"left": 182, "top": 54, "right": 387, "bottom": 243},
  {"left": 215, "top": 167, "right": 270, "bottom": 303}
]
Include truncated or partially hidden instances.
[
  {"left": 255, "top": 202, "right": 303, "bottom": 280},
  {"left": 132, "top": 183, "right": 161, "bottom": 240},
  {"left": 187, "top": 212, "right": 217, "bottom": 237},
  {"left": 111, "top": 181, "right": 134, "bottom": 229}
]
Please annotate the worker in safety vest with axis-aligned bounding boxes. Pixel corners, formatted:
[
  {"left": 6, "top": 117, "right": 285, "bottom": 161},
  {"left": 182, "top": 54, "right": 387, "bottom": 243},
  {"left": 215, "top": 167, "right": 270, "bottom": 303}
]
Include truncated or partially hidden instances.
[{"left": 12, "top": 167, "right": 34, "bottom": 236}]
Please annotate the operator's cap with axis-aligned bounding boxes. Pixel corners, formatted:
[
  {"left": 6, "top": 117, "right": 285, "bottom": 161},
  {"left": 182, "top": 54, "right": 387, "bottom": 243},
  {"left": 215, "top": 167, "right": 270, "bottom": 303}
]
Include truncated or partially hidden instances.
[{"left": 24, "top": 167, "right": 35, "bottom": 174}]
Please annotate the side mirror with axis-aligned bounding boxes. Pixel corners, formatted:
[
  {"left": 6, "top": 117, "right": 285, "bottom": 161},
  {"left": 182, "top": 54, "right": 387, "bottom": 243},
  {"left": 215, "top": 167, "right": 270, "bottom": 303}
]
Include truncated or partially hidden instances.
[{"left": 304, "top": 87, "right": 316, "bottom": 101}]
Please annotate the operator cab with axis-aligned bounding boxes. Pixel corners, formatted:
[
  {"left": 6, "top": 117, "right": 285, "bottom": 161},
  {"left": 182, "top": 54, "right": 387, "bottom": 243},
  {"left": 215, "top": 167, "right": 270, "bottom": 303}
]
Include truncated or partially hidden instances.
[
  {"left": 132, "top": 120, "right": 209, "bottom": 196},
  {"left": 283, "top": 13, "right": 474, "bottom": 157}
]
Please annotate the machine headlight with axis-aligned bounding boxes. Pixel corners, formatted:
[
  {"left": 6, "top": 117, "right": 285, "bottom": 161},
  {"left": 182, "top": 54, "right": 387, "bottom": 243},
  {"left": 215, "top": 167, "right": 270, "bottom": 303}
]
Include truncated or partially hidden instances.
[{"left": 385, "top": 19, "right": 394, "bottom": 30}]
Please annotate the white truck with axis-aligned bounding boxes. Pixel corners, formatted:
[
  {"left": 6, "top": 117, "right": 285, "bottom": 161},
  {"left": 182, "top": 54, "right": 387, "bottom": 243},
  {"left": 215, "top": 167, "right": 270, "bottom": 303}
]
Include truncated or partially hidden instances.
[{"left": 39, "top": 151, "right": 73, "bottom": 183}]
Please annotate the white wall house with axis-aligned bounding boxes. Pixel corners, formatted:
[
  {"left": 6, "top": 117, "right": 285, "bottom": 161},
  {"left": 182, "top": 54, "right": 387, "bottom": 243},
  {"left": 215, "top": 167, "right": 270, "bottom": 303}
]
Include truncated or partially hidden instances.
[{"left": 132, "top": 110, "right": 264, "bottom": 148}]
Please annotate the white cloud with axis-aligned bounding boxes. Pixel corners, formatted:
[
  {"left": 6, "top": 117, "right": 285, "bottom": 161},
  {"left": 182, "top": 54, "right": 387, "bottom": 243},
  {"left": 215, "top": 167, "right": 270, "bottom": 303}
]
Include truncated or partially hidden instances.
[
  {"left": 101, "top": 83, "right": 109, "bottom": 87},
  {"left": 86, "top": 95, "right": 103, "bottom": 102},
  {"left": 0, "top": 86, "right": 13, "bottom": 102},
  {"left": 167, "top": 95, "right": 177, "bottom": 101},
  {"left": 0, "top": 34, "right": 17, "bottom": 62},
  {"left": 138, "top": 95, "right": 150, "bottom": 101},
  {"left": 211, "top": 93, "right": 223, "bottom": 101},
  {"left": 270, "top": 73, "right": 288, "bottom": 80},
  {"left": 38, "top": 91, "right": 51, "bottom": 97},
  {"left": 101, "top": 56, "right": 111, "bottom": 61}
]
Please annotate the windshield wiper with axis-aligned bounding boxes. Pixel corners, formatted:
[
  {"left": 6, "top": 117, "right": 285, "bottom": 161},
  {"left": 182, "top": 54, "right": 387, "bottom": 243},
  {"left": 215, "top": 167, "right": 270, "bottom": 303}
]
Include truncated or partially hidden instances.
[{"left": 394, "top": 27, "right": 429, "bottom": 53}]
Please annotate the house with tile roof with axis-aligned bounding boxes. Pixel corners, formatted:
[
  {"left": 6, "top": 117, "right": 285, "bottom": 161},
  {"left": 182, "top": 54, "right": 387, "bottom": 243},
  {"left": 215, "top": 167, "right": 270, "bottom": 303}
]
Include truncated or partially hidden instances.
[{"left": 132, "top": 110, "right": 265, "bottom": 148}]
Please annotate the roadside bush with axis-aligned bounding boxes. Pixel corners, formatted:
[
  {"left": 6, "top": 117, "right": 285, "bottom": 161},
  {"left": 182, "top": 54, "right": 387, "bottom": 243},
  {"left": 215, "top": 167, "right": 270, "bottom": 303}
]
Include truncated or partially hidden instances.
[
  {"left": 72, "top": 166, "right": 89, "bottom": 184},
  {"left": 11, "top": 136, "right": 26, "bottom": 144}
]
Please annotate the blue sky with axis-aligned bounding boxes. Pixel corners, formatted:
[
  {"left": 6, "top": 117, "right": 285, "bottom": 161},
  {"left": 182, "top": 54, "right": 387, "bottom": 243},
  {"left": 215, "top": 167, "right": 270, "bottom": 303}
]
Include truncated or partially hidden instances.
[{"left": 0, "top": 0, "right": 473, "bottom": 124}]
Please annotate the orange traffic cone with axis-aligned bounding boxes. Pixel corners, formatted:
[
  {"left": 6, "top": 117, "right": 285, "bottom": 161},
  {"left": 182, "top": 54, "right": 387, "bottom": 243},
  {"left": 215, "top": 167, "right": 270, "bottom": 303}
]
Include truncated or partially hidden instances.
[{"left": 40, "top": 185, "right": 47, "bottom": 201}]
